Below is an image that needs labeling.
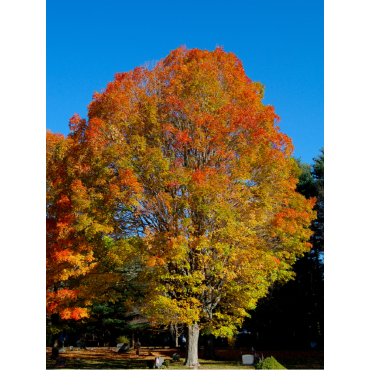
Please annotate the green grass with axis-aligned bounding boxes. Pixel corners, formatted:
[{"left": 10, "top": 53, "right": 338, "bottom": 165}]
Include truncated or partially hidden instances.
[
  {"left": 47, "top": 357, "right": 252, "bottom": 369},
  {"left": 46, "top": 352, "right": 323, "bottom": 369},
  {"left": 167, "top": 358, "right": 253, "bottom": 369},
  {"left": 47, "top": 356, "right": 148, "bottom": 369},
  {"left": 278, "top": 356, "right": 324, "bottom": 369}
]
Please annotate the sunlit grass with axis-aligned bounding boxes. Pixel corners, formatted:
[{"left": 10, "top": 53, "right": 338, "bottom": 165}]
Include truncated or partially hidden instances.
[{"left": 46, "top": 347, "right": 323, "bottom": 369}]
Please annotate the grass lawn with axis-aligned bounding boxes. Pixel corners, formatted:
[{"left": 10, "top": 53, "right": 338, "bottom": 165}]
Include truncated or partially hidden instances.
[{"left": 46, "top": 347, "right": 323, "bottom": 369}]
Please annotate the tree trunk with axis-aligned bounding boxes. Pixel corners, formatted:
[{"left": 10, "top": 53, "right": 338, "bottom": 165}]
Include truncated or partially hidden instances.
[
  {"left": 51, "top": 313, "right": 59, "bottom": 359},
  {"left": 169, "top": 323, "right": 178, "bottom": 348},
  {"left": 203, "top": 333, "right": 217, "bottom": 359},
  {"left": 184, "top": 323, "right": 199, "bottom": 367},
  {"left": 51, "top": 335, "right": 59, "bottom": 359}
]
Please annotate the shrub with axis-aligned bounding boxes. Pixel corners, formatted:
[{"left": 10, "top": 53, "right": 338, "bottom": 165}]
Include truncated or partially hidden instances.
[
  {"left": 116, "top": 335, "right": 130, "bottom": 344},
  {"left": 164, "top": 359, "right": 170, "bottom": 367},
  {"left": 255, "top": 356, "right": 286, "bottom": 369}
]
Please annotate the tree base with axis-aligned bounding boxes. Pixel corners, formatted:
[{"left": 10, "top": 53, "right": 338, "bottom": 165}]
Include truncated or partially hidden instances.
[{"left": 184, "top": 323, "right": 199, "bottom": 367}]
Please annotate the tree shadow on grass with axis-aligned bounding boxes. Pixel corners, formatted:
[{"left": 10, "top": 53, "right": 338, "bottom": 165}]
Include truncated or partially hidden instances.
[
  {"left": 46, "top": 348, "right": 323, "bottom": 369},
  {"left": 47, "top": 357, "right": 149, "bottom": 369},
  {"left": 278, "top": 356, "right": 324, "bottom": 369}
]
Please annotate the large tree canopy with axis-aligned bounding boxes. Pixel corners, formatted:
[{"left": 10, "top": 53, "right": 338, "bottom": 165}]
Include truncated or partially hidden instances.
[
  {"left": 47, "top": 47, "right": 316, "bottom": 365},
  {"left": 246, "top": 150, "right": 324, "bottom": 348}
]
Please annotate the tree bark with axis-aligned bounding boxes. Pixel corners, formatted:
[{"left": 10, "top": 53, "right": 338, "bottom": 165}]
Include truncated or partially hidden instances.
[
  {"left": 184, "top": 323, "right": 199, "bottom": 367},
  {"left": 51, "top": 313, "right": 59, "bottom": 359},
  {"left": 51, "top": 334, "right": 59, "bottom": 359},
  {"left": 169, "top": 323, "right": 178, "bottom": 348},
  {"left": 203, "top": 333, "right": 217, "bottom": 359}
]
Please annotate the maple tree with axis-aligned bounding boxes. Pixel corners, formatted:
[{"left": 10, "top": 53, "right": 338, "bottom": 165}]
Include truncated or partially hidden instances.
[
  {"left": 47, "top": 46, "right": 316, "bottom": 366},
  {"left": 247, "top": 150, "right": 324, "bottom": 348},
  {"left": 46, "top": 129, "right": 131, "bottom": 321},
  {"left": 47, "top": 130, "right": 90, "bottom": 321}
]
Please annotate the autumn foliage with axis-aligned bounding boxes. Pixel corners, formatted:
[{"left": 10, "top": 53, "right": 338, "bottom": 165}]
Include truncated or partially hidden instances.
[{"left": 46, "top": 46, "right": 316, "bottom": 364}]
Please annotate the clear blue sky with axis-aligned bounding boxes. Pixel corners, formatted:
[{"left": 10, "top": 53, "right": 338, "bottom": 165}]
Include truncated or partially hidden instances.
[{"left": 47, "top": 0, "right": 323, "bottom": 164}]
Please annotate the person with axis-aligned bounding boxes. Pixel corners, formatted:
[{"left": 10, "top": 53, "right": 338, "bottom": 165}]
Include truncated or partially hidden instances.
[
  {"left": 180, "top": 333, "right": 186, "bottom": 350},
  {"left": 80, "top": 335, "right": 87, "bottom": 350},
  {"left": 64, "top": 331, "right": 68, "bottom": 346}
]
